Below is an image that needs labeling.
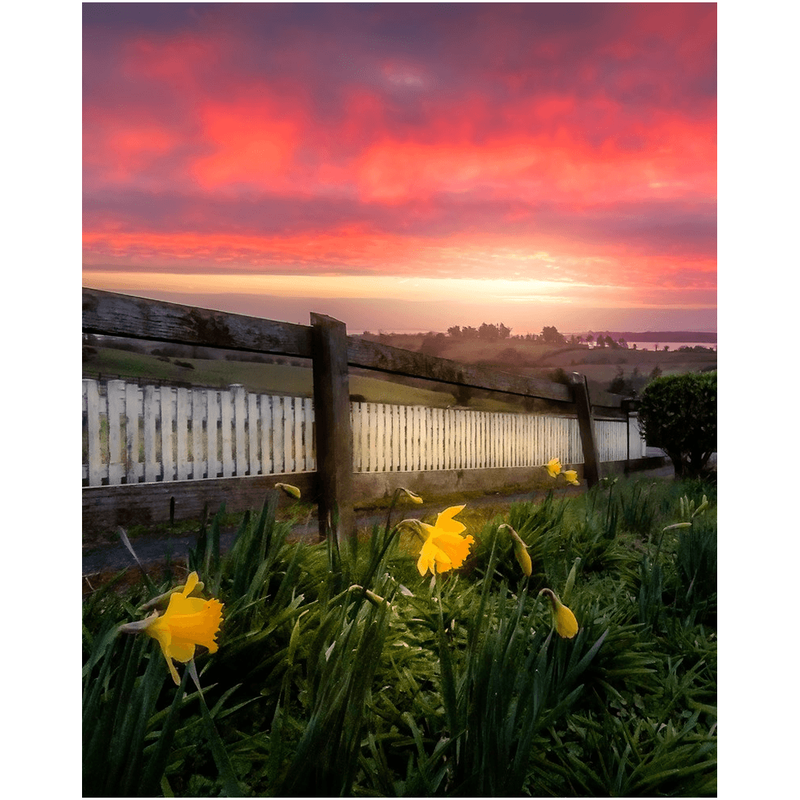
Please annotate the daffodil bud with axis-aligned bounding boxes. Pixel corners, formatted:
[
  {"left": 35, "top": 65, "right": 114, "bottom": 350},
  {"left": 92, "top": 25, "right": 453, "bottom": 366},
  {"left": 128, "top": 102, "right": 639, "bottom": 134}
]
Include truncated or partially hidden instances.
[
  {"left": 693, "top": 496, "right": 709, "bottom": 517},
  {"left": 348, "top": 584, "right": 391, "bottom": 609},
  {"left": 398, "top": 487, "right": 424, "bottom": 504},
  {"left": 539, "top": 588, "right": 579, "bottom": 639},
  {"left": 500, "top": 523, "right": 532, "bottom": 577},
  {"left": 275, "top": 482, "right": 301, "bottom": 499},
  {"left": 514, "top": 540, "right": 532, "bottom": 577},
  {"left": 663, "top": 522, "right": 693, "bottom": 531}
]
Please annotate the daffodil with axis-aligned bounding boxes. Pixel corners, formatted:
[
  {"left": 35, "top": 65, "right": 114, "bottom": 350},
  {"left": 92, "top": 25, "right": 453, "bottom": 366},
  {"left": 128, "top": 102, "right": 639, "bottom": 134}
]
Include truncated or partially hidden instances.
[
  {"left": 545, "top": 458, "right": 562, "bottom": 478},
  {"left": 122, "top": 572, "right": 224, "bottom": 685},
  {"left": 415, "top": 505, "right": 475, "bottom": 577},
  {"left": 563, "top": 469, "right": 579, "bottom": 485},
  {"left": 539, "top": 588, "right": 579, "bottom": 639},
  {"left": 398, "top": 487, "right": 423, "bottom": 504},
  {"left": 275, "top": 482, "right": 301, "bottom": 499},
  {"left": 513, "top": 539, "right": 532, "bottom": 577}
]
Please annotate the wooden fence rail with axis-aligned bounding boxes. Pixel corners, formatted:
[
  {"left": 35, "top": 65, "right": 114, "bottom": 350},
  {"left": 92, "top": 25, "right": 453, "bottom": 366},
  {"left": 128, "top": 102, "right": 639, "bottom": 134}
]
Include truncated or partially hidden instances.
[{"left": 83, "top": 288, "right": 655, "bottom": 540}]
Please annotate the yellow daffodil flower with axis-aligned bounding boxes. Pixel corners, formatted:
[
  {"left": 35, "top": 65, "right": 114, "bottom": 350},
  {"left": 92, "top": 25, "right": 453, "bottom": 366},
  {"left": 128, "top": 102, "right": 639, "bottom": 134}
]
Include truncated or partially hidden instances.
[
  {"left": 546, "top": 458, "right": 562, "bottom": 478},
  {"left": 275, "top": 482, "right": 301, "bottom": 499},
  {"left": 143, "top": 572, "right": 224, "bottom": 685},
  {"left": 563, "top": 469, "right": 579, "bottom": 486},
  {"left": 539, "top": 588, "right": 579, "bottom": 639},
  {"left": 416, "top": 505, "right": 475, "bottom": 577}
]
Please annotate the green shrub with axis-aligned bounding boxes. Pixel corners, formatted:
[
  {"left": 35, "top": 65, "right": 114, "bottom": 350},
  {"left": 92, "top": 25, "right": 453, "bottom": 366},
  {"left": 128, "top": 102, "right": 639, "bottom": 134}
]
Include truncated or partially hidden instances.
[{"left": 638, "top": 372, "right": 716, "bottom": 478}]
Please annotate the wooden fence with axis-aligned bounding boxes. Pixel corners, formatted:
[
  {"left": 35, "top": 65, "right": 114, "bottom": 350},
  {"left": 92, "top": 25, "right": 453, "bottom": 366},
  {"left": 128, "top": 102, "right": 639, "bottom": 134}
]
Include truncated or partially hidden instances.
[
  {"left": 82, "top": 288, "right": 659, "bottom": 539},
  {"left": 83, "top": 378, "right": 646, "bottom": 488}
]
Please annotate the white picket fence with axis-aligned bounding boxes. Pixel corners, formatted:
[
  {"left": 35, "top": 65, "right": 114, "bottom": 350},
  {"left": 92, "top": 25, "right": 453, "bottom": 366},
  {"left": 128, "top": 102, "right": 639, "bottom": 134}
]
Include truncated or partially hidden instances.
[{"left": 82, "top": 379, "right": 645, "bottom": 487}]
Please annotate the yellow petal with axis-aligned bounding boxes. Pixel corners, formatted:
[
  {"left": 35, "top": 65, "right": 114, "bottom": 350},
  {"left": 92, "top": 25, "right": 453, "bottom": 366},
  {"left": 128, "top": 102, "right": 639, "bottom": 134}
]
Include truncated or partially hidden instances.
[
  {"left": 182, "top": 571, "right": 200, "bottom": 596},
  {"left": 563, "top": 470, "right": 580, "bottom": 486},
  {"left": 417, "top": 539, "right": 438, "bottom": 576},
  {"left": 434, "top": 505, "right": 467, "bottom": 535},
  {"left": 546, "top": 458, "right": 562, "bottom": 478}
]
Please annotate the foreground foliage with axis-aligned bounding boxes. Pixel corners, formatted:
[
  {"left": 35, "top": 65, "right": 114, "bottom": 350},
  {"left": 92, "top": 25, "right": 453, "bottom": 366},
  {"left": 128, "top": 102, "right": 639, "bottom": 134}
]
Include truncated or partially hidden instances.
[{"left": 83, "top": 476, "right": 716, "bottom": 796}]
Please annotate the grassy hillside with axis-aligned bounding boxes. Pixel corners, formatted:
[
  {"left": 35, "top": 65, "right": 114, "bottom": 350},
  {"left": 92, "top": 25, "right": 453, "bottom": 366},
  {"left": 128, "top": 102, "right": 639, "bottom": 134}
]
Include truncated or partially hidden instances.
[
  {"left": 83, "top": 332, "right": 715, "bottom": 411},
  {"left": 362, "top": 333, "right": 716, "bottom": 396}
]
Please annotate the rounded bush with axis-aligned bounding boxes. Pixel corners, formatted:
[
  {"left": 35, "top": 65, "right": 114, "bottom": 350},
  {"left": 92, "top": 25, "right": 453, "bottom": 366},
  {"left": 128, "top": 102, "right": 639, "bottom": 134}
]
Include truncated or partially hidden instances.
[{"left": 638, "top": 372, "right": 716, "bottom": 478}]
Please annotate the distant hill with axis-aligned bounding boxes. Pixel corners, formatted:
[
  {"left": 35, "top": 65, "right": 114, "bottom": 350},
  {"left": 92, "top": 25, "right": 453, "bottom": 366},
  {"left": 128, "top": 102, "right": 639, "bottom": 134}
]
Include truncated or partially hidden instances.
[{"left": 585, "top": 331, "right": 716, "bottom": 343}]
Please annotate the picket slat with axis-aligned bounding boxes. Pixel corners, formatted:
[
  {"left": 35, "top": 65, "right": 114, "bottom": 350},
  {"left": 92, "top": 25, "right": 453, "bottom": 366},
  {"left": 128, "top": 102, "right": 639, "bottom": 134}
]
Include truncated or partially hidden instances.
[
  {"left": 192, "top": 389, "right": 206, "bottom": 479},
  {"left": 160, "top": 387, "right": 174, "bottom": 482},
  {"left": 233, "top": 385, "right": 247, "bottom": 476},
  {"left": 220, "top": 389, "right": 234, "bottom": 478},
  {"left": 247, "top": 392, "right": 259, "bottom": 475},
  {"left": 260, "top": 395, "right": 273, "bottom": 474},
  {"left": 176, "top": 388, "right": 190, "bottom": 481},
  {"left": 293, "top": 397, "right": 303, "bottom": 472},
  {"left": 207, "top": 390, "right": 219, "bottom": 478},
  {"left": 84, "top": 380, "right": 103, "bottom": 485},
  {"left": 107, "top": 380, "right": 125, "bottom": 485},
  {"left": 144, "top": 386, "right": 159, "bottom": 482}
]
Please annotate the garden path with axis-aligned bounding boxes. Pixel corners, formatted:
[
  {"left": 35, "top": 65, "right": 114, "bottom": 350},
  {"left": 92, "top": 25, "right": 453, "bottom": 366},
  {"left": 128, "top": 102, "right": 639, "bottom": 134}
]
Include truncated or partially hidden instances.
[{"left": 82, "top": 464, "right": 674, "bottom": 583}]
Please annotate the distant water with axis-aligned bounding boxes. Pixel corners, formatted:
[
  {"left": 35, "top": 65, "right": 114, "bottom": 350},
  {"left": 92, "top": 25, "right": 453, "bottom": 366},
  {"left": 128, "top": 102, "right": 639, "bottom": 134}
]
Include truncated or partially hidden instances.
[{"left": 624, "top": 341, "right": 716, "bottom": 352}]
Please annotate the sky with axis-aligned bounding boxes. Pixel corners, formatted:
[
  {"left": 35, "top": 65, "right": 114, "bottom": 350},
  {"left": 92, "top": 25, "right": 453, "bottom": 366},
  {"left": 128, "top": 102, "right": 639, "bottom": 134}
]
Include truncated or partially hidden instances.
[{"left": 82, "top": 2, "right": 717, "bottom": 334}]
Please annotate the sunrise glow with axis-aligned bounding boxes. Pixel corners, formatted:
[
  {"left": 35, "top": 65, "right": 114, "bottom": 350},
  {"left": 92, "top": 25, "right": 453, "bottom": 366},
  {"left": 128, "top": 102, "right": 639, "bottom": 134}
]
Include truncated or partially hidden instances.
[{"left": 83, "top": 3, "right": 716, "bottom": 333}]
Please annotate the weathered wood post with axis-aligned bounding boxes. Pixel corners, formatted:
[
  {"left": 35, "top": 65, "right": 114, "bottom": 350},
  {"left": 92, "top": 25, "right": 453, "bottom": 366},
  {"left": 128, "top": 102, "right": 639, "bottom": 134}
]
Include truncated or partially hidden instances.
[
  {"left": 310, "top": 313, "right": 355, "bottom": 543},
  {"left": 571, "top": 372, "right": 600, "bottom": 488}
]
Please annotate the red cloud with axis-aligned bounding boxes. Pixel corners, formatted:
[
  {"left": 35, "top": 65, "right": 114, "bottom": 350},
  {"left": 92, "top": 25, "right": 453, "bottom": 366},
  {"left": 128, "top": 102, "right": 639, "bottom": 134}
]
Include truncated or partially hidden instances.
[{"left": 191, "top": 97, "right": 303, "bottom": 190}]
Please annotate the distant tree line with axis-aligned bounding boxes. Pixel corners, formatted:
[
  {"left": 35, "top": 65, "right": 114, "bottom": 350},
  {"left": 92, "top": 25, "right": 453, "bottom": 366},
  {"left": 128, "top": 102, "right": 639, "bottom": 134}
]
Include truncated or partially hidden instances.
[
  {"left": 443, "top": 323, "right": 627, "bottom": 349},
  {"left": 363, "top": 324, "right": 632, "bottom": 350},
  {"left": 445, "top": 323, "right": 513, "bottom": 340}
]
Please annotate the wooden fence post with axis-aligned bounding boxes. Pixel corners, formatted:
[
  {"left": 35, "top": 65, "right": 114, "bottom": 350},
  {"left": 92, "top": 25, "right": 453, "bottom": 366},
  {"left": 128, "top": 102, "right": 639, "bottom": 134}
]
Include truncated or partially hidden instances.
[
  {"left": 571, "top": 372, "right": 600, "bottom": 488},
  {"left": 311, "top": 313, "right": 355, "bottom": 543}
]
